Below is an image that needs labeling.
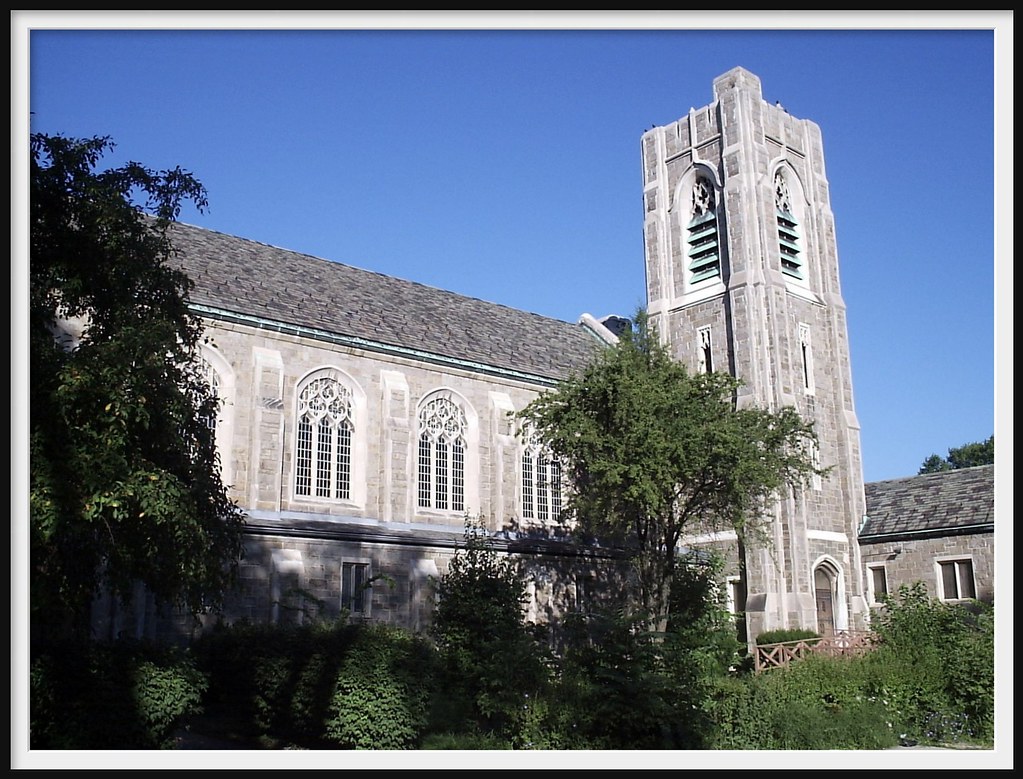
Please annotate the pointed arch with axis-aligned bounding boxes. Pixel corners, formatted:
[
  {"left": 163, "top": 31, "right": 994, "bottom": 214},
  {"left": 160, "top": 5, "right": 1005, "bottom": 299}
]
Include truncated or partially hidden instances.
[
  {"left": 771, "top": 161, "right": 810, "bottom": 287},
  {"left": 415, "top": 388, "right": 479, "bottom": 514},
  {"left": 811, "top": 555, "right": 850, "bottom": 635},
  {"left": 292, "top": 366, "right": 367, "bottom": 507},
  {"left": 198, "top": 343, "right": 235, "bottom": 487},
  {"left": 670, "top": 162, "right": 728, "bottom": 296}
]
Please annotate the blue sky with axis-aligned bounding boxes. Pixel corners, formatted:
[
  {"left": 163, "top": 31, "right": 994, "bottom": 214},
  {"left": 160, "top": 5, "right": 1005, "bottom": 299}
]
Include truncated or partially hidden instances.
[{"left": 16, "top": 12, "right": 1011, "bottom": 486}]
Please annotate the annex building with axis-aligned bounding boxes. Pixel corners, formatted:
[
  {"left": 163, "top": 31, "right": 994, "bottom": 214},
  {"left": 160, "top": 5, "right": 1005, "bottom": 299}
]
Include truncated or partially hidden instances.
[{"left": 97, "top": 67, "right": 921, "bottom": 645}]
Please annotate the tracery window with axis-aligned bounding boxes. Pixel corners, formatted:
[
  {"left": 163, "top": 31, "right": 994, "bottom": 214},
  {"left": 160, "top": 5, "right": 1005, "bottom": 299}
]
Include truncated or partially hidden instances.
[
  {"left": 521, "top": 430, "right": 563, "bottom": 522},
  {"left": 686, "top": 175, "right": 721, "bottom": 283},
  {"left": 295, "top": 375, "right": 353, "bottom": 500},
  {"left": 417, "top": 396, "right": 467, "bottom": 512}
]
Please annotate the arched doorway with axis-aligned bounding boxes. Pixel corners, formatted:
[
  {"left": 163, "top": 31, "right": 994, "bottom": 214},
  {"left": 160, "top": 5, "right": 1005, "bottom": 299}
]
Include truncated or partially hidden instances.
[{"left": 814, "top": 564, "right": 837, "bottom": 637}]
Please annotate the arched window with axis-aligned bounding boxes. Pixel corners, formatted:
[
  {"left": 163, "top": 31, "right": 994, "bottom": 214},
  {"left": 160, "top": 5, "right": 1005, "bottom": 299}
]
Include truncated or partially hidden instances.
[
  {"left": 417, "top": 396, "right": 467, "bottom": 512},
  {"left": 775, "top": 169, "right": 804, "bottom": 281},
  {"left": 198, "top": 345, "right": 234, "bottom": 487},
  {"left": 521, "top": 430, "right": 563, "bottom": 522},
  {"left": 686, "top": 174, "right": 722, "bottom": 284},
  {"left": 200, "top": 358, "right": 221, "bottom": 437},
  {"left": 295, "top": 375, "right": 353, "bottom": 500}
]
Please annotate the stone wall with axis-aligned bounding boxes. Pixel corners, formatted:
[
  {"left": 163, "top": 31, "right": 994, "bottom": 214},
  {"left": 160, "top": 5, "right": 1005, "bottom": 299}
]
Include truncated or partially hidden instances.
[{"left": 860, "top": 530, "right": 995, "bottom": 608}]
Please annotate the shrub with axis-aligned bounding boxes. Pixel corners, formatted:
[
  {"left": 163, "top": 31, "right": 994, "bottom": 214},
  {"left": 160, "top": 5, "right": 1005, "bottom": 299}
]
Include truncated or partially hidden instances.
[
  {"left": 192, "top": 619, "right": 355, "bottom": 746},
  {"left": 430, "top": 515, "right": 551, "bottom": 738},
  {"left": 324, "top": 625, "right": 437, "bottom": 749},
  {"left": 704, "top": 655, "right": 898, "bottom": 750},
  {"left": 420, "top": 731, "right": 513, "bottom": 750},
  {"left": 30, "top": 639, "right": 207, "bottom": 749},
  {"left": 551, "top": 608, "right": 685, "bottom": 749},
  {"left": 705, "top": 583, "right": 995, "bottom": 750},
  {"left": 866, "top": 582, "right": 994, "bottom": 744},
  {"left": 755, "top": 628, "right": 820, "bottom": 645}
]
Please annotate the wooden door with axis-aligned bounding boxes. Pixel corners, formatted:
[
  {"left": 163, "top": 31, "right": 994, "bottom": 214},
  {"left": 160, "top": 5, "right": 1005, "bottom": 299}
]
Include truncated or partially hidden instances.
[{"left": 814, "top": 568, "right": 835, "bottom": 637}]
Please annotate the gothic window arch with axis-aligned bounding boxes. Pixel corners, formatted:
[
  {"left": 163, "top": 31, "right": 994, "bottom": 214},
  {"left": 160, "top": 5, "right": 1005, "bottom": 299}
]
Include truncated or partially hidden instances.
[
  {"left": 686, "top": 173, "right": 723, "bottom": 285},
  {"left": 417, "top": 393, "right": 471, "bottom": 513},
  {"left": 198, "top": 345, "right": 235, "bottom": 487},
  {"left": 774, "top": 167, "right": 807, "bottom": 283},
  {"left": 520, "top": 428, "right": 563, "bottom": 523},
  {"left": 294, "top": 368, "right": 366, "bottom": 503}
]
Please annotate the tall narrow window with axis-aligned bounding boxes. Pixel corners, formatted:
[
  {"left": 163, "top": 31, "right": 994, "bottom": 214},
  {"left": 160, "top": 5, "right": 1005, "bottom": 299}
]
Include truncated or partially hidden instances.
[
  {"left": 810, "top": 439, "right": 822, "bottom": 491},
  {"left": 775, "top": 170, "right": 804, "bottom": 280},
  {"left": 697, "top": 326, "right": 713, "bottom": 374},
  {"left": 867, "top": 564, "right": 888, "bottom": 605},
  {"left": 295, "top": 376, "right": 353, "bottom": 500},
  {"left": 200, "top": 358, "right": 221, "bottom": 437},
  {"left": 726, "top": 576, "right": 745, "bottom": 618},
  {"left": 341, "top": 561, "right": 370, "bottom": 615},
  {"left": 687, "top": 175, "right": 721, "bottom": 283},
  {"left": 798, "top": 323, "right": 815, "bottom": 395},
  {"left": 418, "top": 397, "right": 467, "bottom": 512},
  {"left": 521, "top": 430, "right": 563, "bottom": 522}
]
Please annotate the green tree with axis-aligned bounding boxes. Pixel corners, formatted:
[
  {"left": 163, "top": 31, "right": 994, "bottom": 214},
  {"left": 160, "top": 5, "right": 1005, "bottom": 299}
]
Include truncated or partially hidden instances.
[
  {"left": 918, "top": 435, "right": 994, "bottom": 474},
  {"left": 430, "top": 515, "right": 550, "bottom": 737},
  {"left": 30, "top": 133, "right": 244, "bottom": 641},
  {"left": 517, "top": 311, "right": 822, "bottom": 632}
]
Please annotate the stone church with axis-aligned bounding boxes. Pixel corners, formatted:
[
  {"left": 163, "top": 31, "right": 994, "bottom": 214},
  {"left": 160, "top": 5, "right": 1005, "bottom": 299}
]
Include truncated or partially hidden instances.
[{"left": 95, "top": 66, "right": 873, "bottom": 646}]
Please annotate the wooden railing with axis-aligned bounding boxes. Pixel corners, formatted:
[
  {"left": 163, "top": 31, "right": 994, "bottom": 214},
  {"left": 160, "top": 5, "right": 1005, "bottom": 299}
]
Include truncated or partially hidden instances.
[{"left": 754, "top": 631, "right": 876, "bottom": 673}]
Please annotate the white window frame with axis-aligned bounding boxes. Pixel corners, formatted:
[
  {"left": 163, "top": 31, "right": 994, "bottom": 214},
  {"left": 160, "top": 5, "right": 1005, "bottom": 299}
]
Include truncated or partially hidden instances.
[
  {"left": 199, "top": 345, "right": 235, "bottom": 487},
  {"left": 292, "top": 367, "right": 367, "bottom": 507},
  {"left": 520, "top": 428, "right": 564, "bottom": 524},
  {"left": 697, "top": 326, "right": 713, "bottom": 374},
  {"left": 935, "top": 556, "right": 977, "bottom": 602},
  {"left": 866, "top": 562, "right": 889, "bottom": 606},
  {"left": 671, "top": 166, "right": 727, "bottom": 307},
  {"left": 798, "top": 322, "right": 815, "bottom": 396},
  {"left": 774, "top": 166, "right": 809, "bottom": 287},
  {"left": 725, "top": 575, "right": 744, "bottom": 618},
  {"left": 416, "top": 389, "right": 479, "bottom": 515}
]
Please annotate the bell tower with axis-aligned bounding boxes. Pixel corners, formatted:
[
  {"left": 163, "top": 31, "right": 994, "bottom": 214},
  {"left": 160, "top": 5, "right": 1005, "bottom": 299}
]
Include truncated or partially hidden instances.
[{"left": 640, "top": 67, "right": 870, "bottom": 638}]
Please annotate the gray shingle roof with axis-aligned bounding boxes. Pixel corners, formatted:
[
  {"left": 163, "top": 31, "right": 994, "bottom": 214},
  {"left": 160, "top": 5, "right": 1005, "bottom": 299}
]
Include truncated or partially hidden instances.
[
  {"left": 166, "top": 221, "right": 607, "bottom": 382},
  {"left": 861, "top": 465, "right": 994, "bottom": 538}
]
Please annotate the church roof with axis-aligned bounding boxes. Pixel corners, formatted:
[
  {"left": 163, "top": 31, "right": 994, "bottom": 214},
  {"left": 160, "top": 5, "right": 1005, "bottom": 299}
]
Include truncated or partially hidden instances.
[
  {"left": 860, "top": 464, "right": 994, "bottom": 539},
  {"left": 166, "top": 221, "right": 607, "bottom": 383}
]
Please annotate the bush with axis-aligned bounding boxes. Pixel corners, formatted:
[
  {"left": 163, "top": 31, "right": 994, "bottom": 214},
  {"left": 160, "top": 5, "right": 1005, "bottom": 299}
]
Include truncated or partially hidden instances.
[
  {"left": 192, "top": 619, "right": 352, "bottom": 746},
  {"left": 755, "top": 628, "right": 820, "bottom": 645},
  {"left": 324, "top": 625, "right": 437, "bottom": 749},
  {"left": 31, "top": 639, "right": 207, "bottom": 749},
  {"left": 430, "top": 516, "right": 551, "bottom": 738},
  {"left": 866, "top": 582, "right": 994, "bottom": 744},
  {"left": 705, "top": 582, "right": 995, "bottom": 750},
  {"left": 421, "top": 731, "right": 513, "bottom": 750},
  {"left": 703, "top": 655, "right": 898, "bottom": 750}
]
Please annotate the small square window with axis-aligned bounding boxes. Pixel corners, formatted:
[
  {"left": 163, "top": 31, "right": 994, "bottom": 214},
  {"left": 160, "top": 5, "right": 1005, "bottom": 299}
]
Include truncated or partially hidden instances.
[{"left": 937, "top": 559, "right": 976, "bottom": 601}]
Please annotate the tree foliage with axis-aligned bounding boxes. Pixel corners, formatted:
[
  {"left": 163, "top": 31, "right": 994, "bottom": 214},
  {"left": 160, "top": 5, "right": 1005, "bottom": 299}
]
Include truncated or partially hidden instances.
[
  {"left": 517, "top": 311, "right": 823, "bottom": 629},
  {"left": 30, "top": 133, "right": 244, "bottom": 640},
  {"left": 430, "top": 516, "right": 550, "bottom": 736},
  {"left": 919, "top": 435, "right": 994, "bottom": 474}
]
